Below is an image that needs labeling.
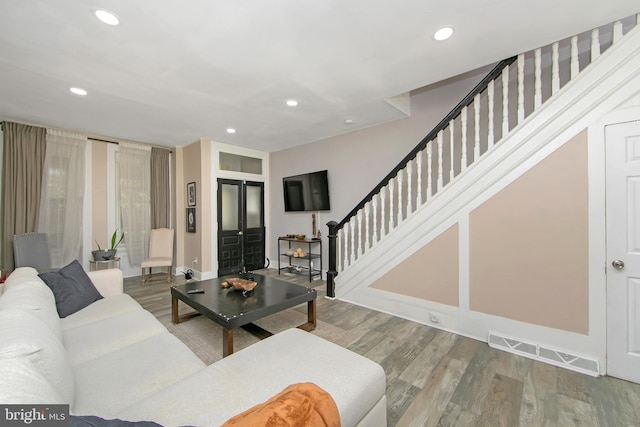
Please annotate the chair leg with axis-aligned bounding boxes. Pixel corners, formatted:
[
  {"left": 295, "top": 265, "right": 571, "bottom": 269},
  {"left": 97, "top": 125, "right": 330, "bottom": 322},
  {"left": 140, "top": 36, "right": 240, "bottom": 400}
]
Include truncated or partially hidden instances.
[
  {"left": 167, "top": 266, "right": 171, "bottom": 283},
  {"left": 141, "top": 268, "right": 145, "bottom": 286}
]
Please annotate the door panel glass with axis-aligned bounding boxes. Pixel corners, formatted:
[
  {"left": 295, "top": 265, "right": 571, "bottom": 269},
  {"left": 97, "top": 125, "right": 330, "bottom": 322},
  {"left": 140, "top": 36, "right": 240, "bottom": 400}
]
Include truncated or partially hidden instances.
[
  {"left": 246, "top": 185, "right": 262, "bottom": 229},
  {"left": 221, "top": 184, "right": 239, "bottom": 230}
]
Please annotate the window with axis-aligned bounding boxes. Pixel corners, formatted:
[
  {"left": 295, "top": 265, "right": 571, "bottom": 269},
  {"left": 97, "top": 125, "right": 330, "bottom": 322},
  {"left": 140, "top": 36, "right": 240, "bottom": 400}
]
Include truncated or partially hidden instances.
[{"left": 219, "top": 152, "right": 262, "bottom": 174}]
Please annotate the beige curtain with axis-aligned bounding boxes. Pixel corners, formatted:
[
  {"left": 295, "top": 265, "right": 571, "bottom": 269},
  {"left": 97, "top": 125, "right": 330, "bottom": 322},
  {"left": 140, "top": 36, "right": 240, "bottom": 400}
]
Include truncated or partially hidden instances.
[
  {"left": 119, "top": 142, "right": 151, "bottom": 266},
  {"left": 38, "top": 129, "right": 87, "bottom": 267},
  {"left": 150, "top": 147, "right": 171, "bottom": 229},
  {"left": 1, "top": 122, "right": 47, "bottom": 270}
]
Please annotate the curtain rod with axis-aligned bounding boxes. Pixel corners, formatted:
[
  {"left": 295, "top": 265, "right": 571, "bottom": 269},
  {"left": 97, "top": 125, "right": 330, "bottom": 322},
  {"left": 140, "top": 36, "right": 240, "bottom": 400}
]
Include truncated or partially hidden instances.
[
  {"left": 88, "top": 137, "right": 173, "bottom": 153},
  {"left": 0, "top": 121, "right": 172, "bottom": 153},
  {"left": 88, "top": 137, "right": 118, "bottom": 145}
]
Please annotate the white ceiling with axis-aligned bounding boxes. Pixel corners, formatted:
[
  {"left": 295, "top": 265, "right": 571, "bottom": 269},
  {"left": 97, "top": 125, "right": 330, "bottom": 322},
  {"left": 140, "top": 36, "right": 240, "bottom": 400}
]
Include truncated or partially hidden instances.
[{"left": 0, "top": 1, "right": 637, "bottom": 152}]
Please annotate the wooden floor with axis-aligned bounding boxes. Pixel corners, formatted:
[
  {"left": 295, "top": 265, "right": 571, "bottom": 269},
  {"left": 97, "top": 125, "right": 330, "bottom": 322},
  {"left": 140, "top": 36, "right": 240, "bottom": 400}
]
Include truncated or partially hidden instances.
[{"left": 125, "top": 269, "right": 640, "bottom": 427}]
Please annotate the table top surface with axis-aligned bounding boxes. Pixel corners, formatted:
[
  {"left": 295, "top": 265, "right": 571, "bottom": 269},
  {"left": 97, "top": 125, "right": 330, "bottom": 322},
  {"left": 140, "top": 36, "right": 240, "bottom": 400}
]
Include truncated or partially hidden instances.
[
  {"left": 278, "top": 237, "right": 322, "bottom": 243},
  {"left": 171, "top": 274, "right": 316, "bottom": 328}
]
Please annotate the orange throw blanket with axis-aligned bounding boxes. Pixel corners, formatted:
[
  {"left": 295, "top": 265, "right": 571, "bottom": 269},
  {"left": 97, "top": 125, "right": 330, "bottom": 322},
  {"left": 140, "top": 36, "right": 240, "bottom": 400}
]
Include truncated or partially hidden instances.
[{"left": 221, "top": 382, "right": 341, "bottom": 427}]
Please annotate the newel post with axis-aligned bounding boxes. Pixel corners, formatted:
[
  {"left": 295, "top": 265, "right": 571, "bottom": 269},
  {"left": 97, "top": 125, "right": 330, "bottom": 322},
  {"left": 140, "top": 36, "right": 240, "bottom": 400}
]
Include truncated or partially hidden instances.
[{"left": 326, "top": 221, "right": 339, "bottom": 298}]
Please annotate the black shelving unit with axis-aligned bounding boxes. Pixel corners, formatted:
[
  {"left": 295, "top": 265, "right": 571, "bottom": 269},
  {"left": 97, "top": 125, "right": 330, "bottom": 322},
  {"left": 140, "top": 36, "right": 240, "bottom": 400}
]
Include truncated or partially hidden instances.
[{"left": 278, "top": 237, "right": 322, "bottom": 282}]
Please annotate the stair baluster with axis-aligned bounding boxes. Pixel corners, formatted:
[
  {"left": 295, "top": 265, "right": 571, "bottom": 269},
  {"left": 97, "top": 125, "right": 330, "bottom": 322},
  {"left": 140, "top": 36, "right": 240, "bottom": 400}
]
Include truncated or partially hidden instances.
[
  {"left": 571, "top": 36, "right": 580, "bottom": 79},
  {"left": 356, "top": 209, "right": 363, "bottom": 258},
  {"left": 379, "top": 189, "right": 386, "bottom": 237},
  {"left": 461, "top": 106, "right": 468, "bottom": 172},
  {"left": 591, "top": 29, "right": 601, "bottom": 61},
  {"left": 406, "top": 160, "right": 413, "bottom": 215},
  {"left": 388, "top": 179, "right": 395, "bottom": 231},
  {"left": 416, "top": 153, "right": 423, "bottom": 206},
  {"left": 437, "top": 131, "right": 444, "bottom": 191},
  {"left": 397, "top": 171, "right": 403, "bottom": 225},
  {"left": 427, "top": 144, "right": 433, "bottom": 199},
  {"left": 364, "top": 202, "right": 371, "bottom": 250},
  {"left": 474, "top": 94, "right": 481, "bottom": 160},
  {"left": 518, "top": 54, "right": 525, "bottom": 123},
  {"left": 488, "top": 80, "right": 495, "bottom": 148},
  {"left": 502, "top": 64, "right": 510, "bottom": 136},
  {"left": 534, "top": 48, "right": 542, "bottom": 110},
  {"left": 613, "top": 20, "right": 623, "bottom": 42},
  {"left": 349, "top": 219, "right": 356, "bottom": 265},
  {"left": 552, "top": 42, "right": 560, "bottom": 95}
]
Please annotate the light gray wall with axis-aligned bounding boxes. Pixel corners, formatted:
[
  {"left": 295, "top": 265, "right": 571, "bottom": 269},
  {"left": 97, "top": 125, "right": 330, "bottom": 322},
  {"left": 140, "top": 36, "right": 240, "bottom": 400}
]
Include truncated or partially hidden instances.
[{"left": 269, "top": 65, "right": 492, "bottom": 271}]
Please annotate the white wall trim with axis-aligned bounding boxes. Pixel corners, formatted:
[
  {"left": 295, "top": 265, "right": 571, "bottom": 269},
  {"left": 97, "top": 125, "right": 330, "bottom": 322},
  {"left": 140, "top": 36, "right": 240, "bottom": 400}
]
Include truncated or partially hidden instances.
[
  {"left": 588, "top": 103, "right": 640, "bottom": 374},
  {"left": 208, "top": 140, "right": 271, "bottom": 277}
]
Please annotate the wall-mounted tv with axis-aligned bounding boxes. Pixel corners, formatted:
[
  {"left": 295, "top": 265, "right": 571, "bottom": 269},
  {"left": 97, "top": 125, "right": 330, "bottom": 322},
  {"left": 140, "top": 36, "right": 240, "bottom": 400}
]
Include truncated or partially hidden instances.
[{"left": 283, "top": 170, "right": 331, "bottom": 212}]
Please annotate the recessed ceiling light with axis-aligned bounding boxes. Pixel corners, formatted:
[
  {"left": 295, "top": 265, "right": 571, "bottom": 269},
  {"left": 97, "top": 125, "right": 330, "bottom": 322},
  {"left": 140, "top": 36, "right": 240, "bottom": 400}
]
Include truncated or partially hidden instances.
[
  {"left": 226, "top": 128, "right": 236, "bottom": 134},
  {"left": 344, "top": 119, "right": 354, "bottom": 125},
  {"left": 433, "top": 26, "right": 454, "bottom": 41},
  {"left": 95, "top": 9, "right": 120, "bottom": 26},
  {"left": 286, "top": 99, "right": 298, "bottom": 107},
  {"left": 70, "top": 87, "right": 87, "bottom": 96}
]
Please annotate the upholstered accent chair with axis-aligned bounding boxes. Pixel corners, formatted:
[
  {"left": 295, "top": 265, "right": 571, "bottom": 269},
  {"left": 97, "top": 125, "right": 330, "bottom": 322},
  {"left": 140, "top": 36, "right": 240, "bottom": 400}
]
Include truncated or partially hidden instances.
[
  {"left": 13, "top": 232, "right": 53, "bottom": 273},
  {"left": 140, "top": 228, "right": 174, "bottom": 284}
]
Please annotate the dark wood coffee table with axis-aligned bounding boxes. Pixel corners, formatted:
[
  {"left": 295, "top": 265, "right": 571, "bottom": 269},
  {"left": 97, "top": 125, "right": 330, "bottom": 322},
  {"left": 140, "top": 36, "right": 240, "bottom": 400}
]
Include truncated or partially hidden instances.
[{"left": 171, "top": 274, "right": 317, "bottom": 357}]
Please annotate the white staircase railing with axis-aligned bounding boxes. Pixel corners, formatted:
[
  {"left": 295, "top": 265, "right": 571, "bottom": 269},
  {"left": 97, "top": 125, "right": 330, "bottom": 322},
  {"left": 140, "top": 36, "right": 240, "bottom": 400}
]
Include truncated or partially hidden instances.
[{"left": 325, "top": 14, "right": 639, "bottom": 297}]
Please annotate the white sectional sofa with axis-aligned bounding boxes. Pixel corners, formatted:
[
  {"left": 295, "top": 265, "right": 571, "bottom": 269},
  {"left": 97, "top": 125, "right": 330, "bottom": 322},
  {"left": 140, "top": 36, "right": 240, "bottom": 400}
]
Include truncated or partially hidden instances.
[{"left": 0, "top": 267, "right": 387, "bottom": 426}]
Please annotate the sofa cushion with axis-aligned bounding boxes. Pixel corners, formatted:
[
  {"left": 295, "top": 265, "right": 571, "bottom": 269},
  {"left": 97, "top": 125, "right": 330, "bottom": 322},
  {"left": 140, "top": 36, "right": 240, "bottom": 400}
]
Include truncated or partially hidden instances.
[
  {"left": 3, "top": 267, "right": 40, "bottom": 289},
  {"left": 118, "top": 329, "right": 386, "bottom": 427},
  {"left": 0, "top": 310, "right": 75, "bottom": 408},
  {"left": 63, "top": 309, "right": 167, "bottom": 366},
  {"left": 0, "top": 278, "right": 62, "bottom": 340},
  {"left": 60, "top": 294, "right": 143, "bottom": 331},
  {"left": 86, "top": 269, "right": 124, "bottom": 298},
  {"left": 72, "top": 332, "right": 205, "bottom": 418},
  {"left": 0, "top": 357, "right": 65, "bottom": 404},
  {"left": 39, "top": 260, "right": 103, "bottom": 318}
]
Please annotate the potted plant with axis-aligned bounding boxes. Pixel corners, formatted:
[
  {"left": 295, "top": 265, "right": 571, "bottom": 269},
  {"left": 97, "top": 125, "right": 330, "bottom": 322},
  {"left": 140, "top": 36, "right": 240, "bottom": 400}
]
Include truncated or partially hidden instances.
[{"left": 92, "top": 229, "right": 124, "bottom": 261}]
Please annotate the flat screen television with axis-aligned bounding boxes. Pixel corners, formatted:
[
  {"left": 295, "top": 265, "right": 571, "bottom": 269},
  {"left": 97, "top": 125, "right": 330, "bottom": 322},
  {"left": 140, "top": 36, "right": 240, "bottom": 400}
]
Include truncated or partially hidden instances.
[{"left": 283, "top": 170, "right": 331, "bottom": 212}]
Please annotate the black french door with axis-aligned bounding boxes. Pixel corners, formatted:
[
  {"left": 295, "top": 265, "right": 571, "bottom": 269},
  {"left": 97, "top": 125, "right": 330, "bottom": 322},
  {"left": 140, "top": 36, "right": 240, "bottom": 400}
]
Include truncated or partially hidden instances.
[{"left": 217, "top": 179, "right": 265, "bottom": 276}]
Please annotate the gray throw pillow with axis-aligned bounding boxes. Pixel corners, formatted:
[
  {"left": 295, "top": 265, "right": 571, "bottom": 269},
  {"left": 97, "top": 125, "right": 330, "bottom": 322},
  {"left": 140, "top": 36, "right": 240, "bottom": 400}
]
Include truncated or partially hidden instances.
[{"left": 39, "top": 260, "right": 103, "bottom": 318}]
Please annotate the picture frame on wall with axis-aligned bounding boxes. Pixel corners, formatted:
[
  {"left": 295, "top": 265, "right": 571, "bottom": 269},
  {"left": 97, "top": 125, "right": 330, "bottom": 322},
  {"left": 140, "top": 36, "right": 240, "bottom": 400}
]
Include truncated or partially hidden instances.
[
  {"left": 187, "top": 182, "right": 196, "bottom": 207},
  {"left": 186, "top": 208, "right": 196, "bottom": 233}
]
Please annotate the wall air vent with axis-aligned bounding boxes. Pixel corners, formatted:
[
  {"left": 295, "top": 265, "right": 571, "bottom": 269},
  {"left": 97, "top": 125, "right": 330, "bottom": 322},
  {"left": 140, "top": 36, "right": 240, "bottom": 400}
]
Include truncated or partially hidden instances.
[{"left": 488, "top": 332, "right": 600, "bottom": 377}]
